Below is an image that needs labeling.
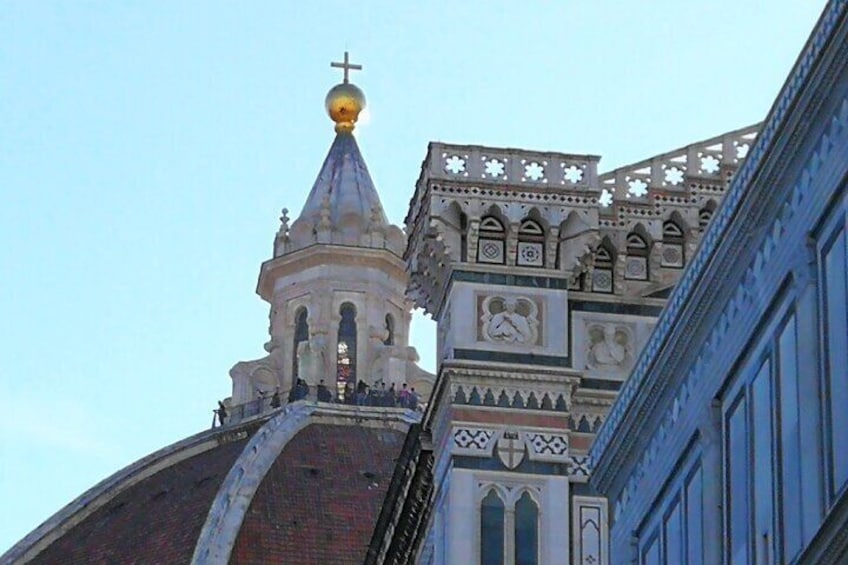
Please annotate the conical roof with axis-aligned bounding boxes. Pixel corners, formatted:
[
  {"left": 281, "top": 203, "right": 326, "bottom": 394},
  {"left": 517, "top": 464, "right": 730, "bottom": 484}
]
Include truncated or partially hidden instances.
[{"left": 295, "top": 132, "right": 389, "bottom": 228}]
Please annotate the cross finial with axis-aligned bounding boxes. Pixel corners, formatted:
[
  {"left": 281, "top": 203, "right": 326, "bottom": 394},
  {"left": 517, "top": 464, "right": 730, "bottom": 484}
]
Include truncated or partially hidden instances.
[{"left": 330, "top": 51, "right": 362, "bottom": 84}]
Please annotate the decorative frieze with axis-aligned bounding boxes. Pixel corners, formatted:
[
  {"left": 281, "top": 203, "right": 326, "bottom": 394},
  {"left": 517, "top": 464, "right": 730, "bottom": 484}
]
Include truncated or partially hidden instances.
[
  {"left": 451, "top": 384, "right": 570, "bottom": 412},
  {"left": 525, "top": 432, "right": 569, "bottom": 458},
  {"left": 453, "top": 427, "right": 496, "bottom": 455},
  {"left": 567, "top": 455, "right": 592, "bottom": 478},
  {"left": 453, "top": 426, "right": 570, "bottom": 466}
]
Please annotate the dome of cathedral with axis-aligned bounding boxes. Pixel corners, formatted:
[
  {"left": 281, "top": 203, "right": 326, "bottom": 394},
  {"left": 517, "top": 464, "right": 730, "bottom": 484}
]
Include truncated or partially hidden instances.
[{"left": 4, "top": 403, "right": 414, "bottom": 565}]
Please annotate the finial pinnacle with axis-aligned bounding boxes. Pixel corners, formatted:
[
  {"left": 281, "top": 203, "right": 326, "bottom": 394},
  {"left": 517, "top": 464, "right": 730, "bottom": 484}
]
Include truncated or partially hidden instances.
[
  {"left": 330, "top": 51, "right": 362, "bottom": 84},
  {"left": 279, "top": 208, "right": 290, "bottom": 232},
  {"left": 326, "top": 51, "right": 366, "bottom": 133}
]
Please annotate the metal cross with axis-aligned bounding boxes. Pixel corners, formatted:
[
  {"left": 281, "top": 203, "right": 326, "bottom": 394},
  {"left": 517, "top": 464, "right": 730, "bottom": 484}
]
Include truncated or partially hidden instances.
[{"left": 330, "top": 51, "right": 362, "bottom": 84}]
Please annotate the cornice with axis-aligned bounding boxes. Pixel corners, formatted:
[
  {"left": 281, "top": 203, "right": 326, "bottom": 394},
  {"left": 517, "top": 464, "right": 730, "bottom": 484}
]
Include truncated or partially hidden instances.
[{"left": 257, "top": 243, "right": 407, "bottom": 301}]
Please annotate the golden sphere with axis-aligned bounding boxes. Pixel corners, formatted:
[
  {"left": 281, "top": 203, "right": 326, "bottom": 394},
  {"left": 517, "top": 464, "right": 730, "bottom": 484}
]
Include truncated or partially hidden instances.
[{"left": 325, "top": 83, "right": 366, "bottom": 133}]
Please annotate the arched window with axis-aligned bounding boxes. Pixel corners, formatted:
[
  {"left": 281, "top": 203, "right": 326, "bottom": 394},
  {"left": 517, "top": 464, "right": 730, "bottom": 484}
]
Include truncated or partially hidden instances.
[
  {"left": 481, "top": 489, "right": 505, "bottom": 565},
  {"left": 336, "top": 303, "right": 357, "bottom": 400},
  {"left": 662, "top": 220, "right": 685, "bottom": 268},
  {"left": 384, "top": 313, "right": 395, "bottom": 346},
  {"left": 478, "top": 216, "right": 506, "bottom": 265},
  {"left": 592, "top": 241, "right": 615, "bottom": 293},
  {"left": 699, "top": 207, "right": 714, "bottom": 230},
  {"left": 292, "top": 307, "right": 309, "bottom": 389},
  {"left": 460, "top": 211, "right": 469, "bottom": 262},
  {"left": 517, "top": 219, "right": 545, "bottom": 268},
  {"left": 625, "top": 233, "right": 649, "bottom": 281},
  {"left": 514, "top": 492, "right": 539, "bottom": 565}
]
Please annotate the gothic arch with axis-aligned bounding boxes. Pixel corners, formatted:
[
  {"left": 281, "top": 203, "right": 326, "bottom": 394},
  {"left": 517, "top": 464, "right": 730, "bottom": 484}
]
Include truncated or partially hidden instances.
[
  {"left": 336, "top": 302, "right": 358, "bottom": 400},
  {"left": 442, "top": 200, "right": 469, "bottom": 261},
  {"left": 699, "top": 200, "right": 717, "bottom": 230},
  {"left": 442, "top": 200, "right": 465, "bottom": 228},
  {"left": 507, "top": 485, "right": 542, "bottom": 507},
  {"left": 625, "top": 224, "right": 651, "bottom": 281},
  {"left": 519, "top": 207, "right": 549, "bottom": 231},
  {"left": 559, "top": 210, "right": 593, "bottom": 239},
  {"left": 291, "top": 306, "right": 309, "bottom": 389},
  {"left": 592, "top": 237, "right": 617, "bottom": 293},
  {"left": 517, "top": 215, "right": 546, "bottom": 268},
  {"left": 383, "top": 313, "right": 395, "bottom": 346},
  {"left": 666, "top": 210, "right": 689, "bottom": 233},
  {"left": 662, "top": 214, "right": 686, "bottom": 268},
  {"left": 480, "top": 203, "right": 510, "bottom": 227},
  {"left": 476, "top": 483, "right": 510, "bottom": 504},
  {"left": 477, "top": 210, "right": 507, "bottom": 265}
]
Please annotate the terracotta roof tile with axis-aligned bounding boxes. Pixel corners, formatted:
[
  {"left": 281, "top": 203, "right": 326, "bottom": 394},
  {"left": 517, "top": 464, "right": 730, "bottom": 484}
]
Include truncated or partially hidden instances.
[
  {"left": 231, "top": 424, "right": 405, "bottom": 565},
  {"left": 31, "top": 435, "right": 250, "bottom": 565}
]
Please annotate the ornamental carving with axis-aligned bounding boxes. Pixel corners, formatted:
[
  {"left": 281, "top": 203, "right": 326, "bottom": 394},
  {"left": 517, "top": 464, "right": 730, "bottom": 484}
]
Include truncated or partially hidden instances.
[
  {"left": 586, "top": 324, "right": 633, "bottom": 370},
  {"left": 479, "top": 295, "right": 540, "bottom": 345},
  {"left": 496, "top": 430, "right": 526, "bottom": 469}
]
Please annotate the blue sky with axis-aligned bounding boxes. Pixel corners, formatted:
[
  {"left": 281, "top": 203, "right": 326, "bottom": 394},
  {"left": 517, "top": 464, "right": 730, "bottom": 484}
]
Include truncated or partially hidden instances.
[{"left": 0, "top": 1, "right": 826, "bottom": 552}]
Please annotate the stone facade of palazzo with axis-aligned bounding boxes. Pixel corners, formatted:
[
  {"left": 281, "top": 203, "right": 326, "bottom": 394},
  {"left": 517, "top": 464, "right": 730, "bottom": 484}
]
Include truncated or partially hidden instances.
[{"left": 591, "top": 2, "right": 848, "bottom": 563}]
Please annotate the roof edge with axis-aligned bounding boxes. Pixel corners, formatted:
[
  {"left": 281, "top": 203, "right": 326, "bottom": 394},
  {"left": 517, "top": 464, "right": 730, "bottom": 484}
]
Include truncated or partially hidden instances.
[
  {"left": 191, "top": 402, "right": 420, "bottom": 564},
  {"left": 2, "top": 420, "right": 261, "bottom": 564}
]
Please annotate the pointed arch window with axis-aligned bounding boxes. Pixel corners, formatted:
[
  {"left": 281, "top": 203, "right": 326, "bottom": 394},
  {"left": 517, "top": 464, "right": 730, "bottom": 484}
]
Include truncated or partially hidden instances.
[
  {"left": 292, "top": 307, "right": 309, "bottom": 389},
  {"left": 517, "top": 219, "right": 545, "bottom": 268},
  {"left": 384, "top": 313, "right": 395, "bottom": 346},
  {"left": 481, "top": 489, "right": 505, "bottom": 565},
  {"left": 478, "top": 216, "right": 506, "bottom": 265},
  {"left": 698, "top": 208, "right": 714, "bottom": 230},
  {"left": 337, "top": 303, "right": 357, "bottom": 400},
  {"left": 460, "top": 211, "right": 469, "bottom": 262},
  {"left": 592, "top": 242, "right": 615, "bottom": 293},
  {"left": 515, "top": 492, "right": 539, "bottom": 565},
  {"left": 662, "top": 220, "right": 685, "bottom": 268},
  {"left": 625, "top": 233, "right": 649, "bottom": 281}
]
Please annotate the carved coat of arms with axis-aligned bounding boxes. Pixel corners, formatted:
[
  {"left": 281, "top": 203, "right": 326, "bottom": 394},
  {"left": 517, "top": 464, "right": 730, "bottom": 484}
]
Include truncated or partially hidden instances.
[{"left": 496, "top": 430, "right": 526, "bottom": 469}]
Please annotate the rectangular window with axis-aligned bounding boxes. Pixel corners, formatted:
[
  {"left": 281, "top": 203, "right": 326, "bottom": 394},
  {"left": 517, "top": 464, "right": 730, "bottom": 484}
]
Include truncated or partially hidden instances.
[
  {"left": 751, "top": 360, "right": 774, "bottom": 564},
  {"left": 778, "top": 315, "right": 803, "bottom": 559},
  {"left": 638, "top": 452, "right": 704, "bottom": 565},
  {"left": 685, "top": 467, "right": 703, "bottom": 564},
  {"left": 663, "top": 498, "right": 683, "bottom": 564},
  {"left": 726, "top": 395, "right": 749, "bottom": 565},
  {"left": 822, "top": 226, "right": 848, "bottom": 496}
]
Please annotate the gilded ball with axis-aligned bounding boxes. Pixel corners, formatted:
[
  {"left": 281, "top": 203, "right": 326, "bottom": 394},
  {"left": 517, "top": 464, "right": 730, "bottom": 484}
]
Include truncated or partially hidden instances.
[{"left": 325, "top": 83, "right": 366, "bottom": 132}]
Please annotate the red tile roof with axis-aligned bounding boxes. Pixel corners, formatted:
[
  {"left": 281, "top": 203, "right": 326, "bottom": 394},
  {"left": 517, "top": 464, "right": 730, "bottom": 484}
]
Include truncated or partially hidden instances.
[
  {"left": 231, "top": 423, "right": 406, "bottom": 565},
  {"left": 30, "top": 435, "right": 250, "bottom": 565}
]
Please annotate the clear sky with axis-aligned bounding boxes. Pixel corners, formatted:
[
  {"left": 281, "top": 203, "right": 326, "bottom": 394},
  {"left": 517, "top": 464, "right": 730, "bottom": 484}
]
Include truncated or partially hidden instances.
[{"left": 0, "top": 0, "right": 826, "bottom": 552}]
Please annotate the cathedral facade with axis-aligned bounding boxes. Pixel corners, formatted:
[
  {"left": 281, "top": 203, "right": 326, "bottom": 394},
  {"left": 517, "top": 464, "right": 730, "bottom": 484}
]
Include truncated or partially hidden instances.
[{"left": 3, "top": 3, "right": 846, "bottom": 565}]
